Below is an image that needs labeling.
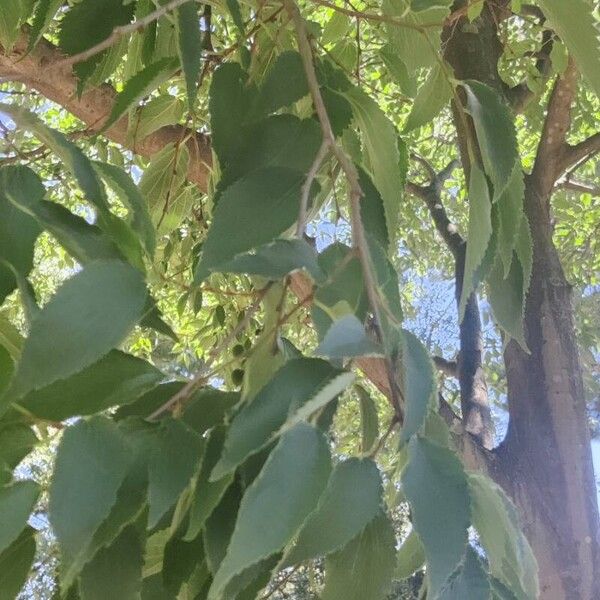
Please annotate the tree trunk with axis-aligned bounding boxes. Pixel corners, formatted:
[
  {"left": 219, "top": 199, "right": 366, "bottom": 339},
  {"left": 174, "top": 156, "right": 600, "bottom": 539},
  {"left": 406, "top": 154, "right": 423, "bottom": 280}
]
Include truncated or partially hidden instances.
[{"left": 496, "top": 178, "right": 600, "bottom": 599}]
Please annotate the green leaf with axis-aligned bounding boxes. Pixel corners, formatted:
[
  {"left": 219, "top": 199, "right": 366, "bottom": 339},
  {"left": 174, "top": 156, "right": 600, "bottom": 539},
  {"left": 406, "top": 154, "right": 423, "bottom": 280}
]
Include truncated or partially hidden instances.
[
  {"left": 0, "top": 481, "right": 40, "bottom": 554},
  {"left": 0, "top": 313, "right": 22, "bottom": 360},
  {"left": 0, "top": 171, "right": 42, "bottom": 305},
  {"left": 163, "top": 532, "right": 205, "bottom": 594},
  {"left": 196, "top": 167, "right": 311, "bottom": 280},
  {"left": 79, "top": 524, "right": 145, "bottom": 600},
  {"left": 438, "top": 545, "right": 491, "bottom": 599},
  {"left": 343, "top": 87, "right": 403, "bottom": 248},
  {"left": 101, "top": 58, "right": 179, "bottom": 133},
  {"left": 49, "top": 417, "right": 133, "bottom": 589},
  {"left": 282, "top": 458, "right": 383, "bottom": 567},
  {"left": 252, "top": 51, "right": 309, "bottom": 117},
  {"left": 0, "top": 345, "right": 13, "bottom": 400},
  {"left": 7, "top": 260, "right": 147, "bottom": 400},
  {"left": 59, "top": 0, "right": 135, "bottom": 83},
  {"left": 380, "top": 45, "right": 417, "bottom": 97},
  {"left": 94, "top": 161, "right": 157, "bottom": 257},
  {"left": 404, "top": 64, "right": 453, "bottom": 132},
  {"left": 182, "top": 388, "right": 240, "bottom": 434},
  {"left": 140, "top": 142, "right": 190, "bottom": 222},
  {"left": 115, "top": 381, "right": 185, "bottom": 421},
  {"left": 412, "top": 0, "right": 453, "bottom": 10},
  {"left": 209, "top": 63, "right": 254, "bottom": 165},
  {"left": 322, "top": 12, "right": 352, "bottom": 45},
  {"left": 497, "top": 167, "right": 525, "bottom": 276},
  {"left": 208, "top": 423, "right": 331, "bottom": 599},
  {"left": 185, "top": 426, "right": 234, "bottom": 541},
  {"left": 19, "top": 350, "right": 163, "bottom": 421},
  {"left": 468, "top": 473, "right": 538, "bottom": 600},
  {"left": 129, "top": 95, "right": 185, "bottom": 142},
  {"left": 211, "top": 358, "right": 346, "bottom": 478},
  {"left": 486, "top": 253, "right": 527, "bottom": 348},
  {"left": 0, "top": 0, "right": 28, "bottom": 53},
  {"left": 218, "top": 115, "right": 322, "bottom": 194},
  {"left": 395, "top": 529, "right": 426, "bottom": 579},
  {"left": 176, "top": 1, "right": 203, "bottom": 109},
  {"left": 0, "top": 423, "right": 37, "bottom": 469},
  {"left": 402, "top": 437, "right": 470, "bottom": 597},
  {"left": 400, "top": 331, "right": 436, "bottom": 443},
  {"left": 538, "top": 0, "right": 600, "bottom": 97},
  {"left": 321, "top": 512, "right": 396, "bottom": 600},
  {"left": 219, "top": 238, "right": 325, "bottom": 282},
  {"left": 316, "top": 314, "right": 382, "bottom": 359},
  {"left": 356, "top": 385, "right": 379, "bottom": 453},
  {"left": 0, "top": 527, "right": 36, "bottom": 600},
  {"left": 359, "top": 168, "right": 389, "bottom": 251},
  {"left": 28, "top": 0, "right": 64, "bottom": 52},
  {"left": 145, "top": 419, "right": 204, "bottom": 528},
  {"left": 459, "top": 164, "right": 493, "bottom": 321},
  {"left": 461, "top": 81, "right": 520, "bottom": 201}
]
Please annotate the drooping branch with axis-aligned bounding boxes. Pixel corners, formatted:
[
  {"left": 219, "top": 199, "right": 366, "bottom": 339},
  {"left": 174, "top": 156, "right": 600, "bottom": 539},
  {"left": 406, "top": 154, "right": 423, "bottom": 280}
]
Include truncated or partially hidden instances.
[
  {"left": 0, "top": 29, "right": 212, "bottom": 190},
  {"left": 407, "top": 158, "right": 494, "bottom": 449}
]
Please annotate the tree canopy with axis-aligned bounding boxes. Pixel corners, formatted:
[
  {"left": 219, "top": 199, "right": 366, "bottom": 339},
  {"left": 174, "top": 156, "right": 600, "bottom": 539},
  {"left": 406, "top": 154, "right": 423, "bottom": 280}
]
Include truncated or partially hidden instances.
[{"left": 0, "top": 1, "right": 599, "bottom": 599}]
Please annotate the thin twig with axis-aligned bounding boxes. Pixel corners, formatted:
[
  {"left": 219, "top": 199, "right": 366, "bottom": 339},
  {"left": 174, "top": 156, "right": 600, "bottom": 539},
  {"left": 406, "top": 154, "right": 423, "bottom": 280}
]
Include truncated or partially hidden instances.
[
  {"left": 295, "top": 141, "right": 328, "bottom": 236},
  {"left": 284, "top": 0, "right": 403, "bottom": 419},
  {"left": 147, "top": 283, "right": 273, "bottom": 420}
]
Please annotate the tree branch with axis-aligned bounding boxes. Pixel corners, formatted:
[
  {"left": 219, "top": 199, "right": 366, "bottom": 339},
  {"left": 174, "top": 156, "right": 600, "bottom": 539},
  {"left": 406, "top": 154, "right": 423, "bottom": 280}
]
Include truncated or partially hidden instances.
[
  {"left": 0, "top": 28, "right": 212, "bottom": 190},
  {"left": 556, "top": 179, "right": 600, "bottom": 197},
  {"left": 558, "top": 132, "right": 600, "bottom": 176},
  {"left": 531, "top": 59, "right": 579, "bottom": 196}
]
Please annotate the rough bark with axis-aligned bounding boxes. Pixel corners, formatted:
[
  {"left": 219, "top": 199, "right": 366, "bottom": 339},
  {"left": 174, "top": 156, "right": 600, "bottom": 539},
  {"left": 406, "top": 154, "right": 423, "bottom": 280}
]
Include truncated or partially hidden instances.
[{"left": 444, "top": 3, "right": 600, "bottom": 598}]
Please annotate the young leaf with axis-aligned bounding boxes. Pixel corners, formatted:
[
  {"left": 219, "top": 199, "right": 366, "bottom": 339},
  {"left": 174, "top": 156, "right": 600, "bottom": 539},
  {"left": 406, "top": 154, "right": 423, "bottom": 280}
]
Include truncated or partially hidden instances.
[
  {"left": 196, "top": 167, "right": 311, "bottom": 281},
  {"left": 101, "top": 58, "right": 179, "bottom": 133},
  {"left": 0, "top": 527, "right": 36, "bottom": 600},
  {"left": 316, "top": 314, "right": 382, "bottom": 359},
  {"left": 7, "top": 260, "right": 147, "bottom": 400},
  {"left": 402, "top": 437, "right": 470, "bottom": 597},
  {"left": 211, "top": 358, "right": 346, "bottom": 479},
  {"left": 19, "top": 350, "right": 163, "bottom": 421},
  {"left": 185, "top": 426, "right": 234, "bottom": 541},
  {"left": 469, "top": 473, "right": 538, "bottom": 600},
  {"left": 356, "top": 385, "right": 379, "bottom": 453},
  {"left": 321, "top": 512, "right": 396, "bottom": 600},
  {"left": 0, "top": 480, "right": 40, "bottom": 554},
  {"left": 49, "top": 417, "right": 133, "bottom": 589},
  {"left": 403, "top": 64, "right": 453, "bottom": 132},
  {"left": 461, "top": 81, "right": 520, "bottom": 201},
  {"left": 343, "top": 87, "right": 403, "bottom": 248},
  {"left": 459, "top": 164, "right": 493, "bottom": 321},
  {"left": 538, "top": 0, "right": 600, "bottom": 98},
  {"left": 176, "top": 1, "right": 203, "bottom": 109},
  {"left": 219, "top": 238, "right": 325, "bottom": 282},
  {"left": 94, "top": 161, "right": 157, "bottom": 257},
  {"left": 208, "top": 423, "right": 331, "bottom": 599},
  {"left": 281, "top": 458, "right": 383, "bottom": 567},
  {"left": 129, "top": 95, "right": 184, "bottom": 142},
  {"left": 400, "top": 331, "right": 436, "bottom": 443}
]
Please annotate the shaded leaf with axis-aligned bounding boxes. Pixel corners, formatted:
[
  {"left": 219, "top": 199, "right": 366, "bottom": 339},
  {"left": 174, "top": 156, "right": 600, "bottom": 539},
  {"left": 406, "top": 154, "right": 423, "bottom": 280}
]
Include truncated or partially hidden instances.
[
  {"left": 208, "top": 423, "right": 331, "bottom": 599},
  {"left": 395, "top": 529, "right": 426, "bottom": 579},
  {"left": 20, "top": 350, "right": 163, "bottom": 421},
  {"left": 0, "top": 423, "right": 37, "bottom": 469},
  {"left": 0, "top": 527, "right": 36, "bottom": 600},
  {"left": 129, "top": 95, "right": 184, "bottom": 142},
  {"left": 7, "top": 260, "right": 147, "bottom": 400},
  {"left": 402, "top": 437, "right": 470, "bottom": 597},
  {"left": 321, "top": 512, "right": 396, "bottom": 600},
  {"left": 438, "top": 545, "right": 491, "bottom": 599},
  {"left": 356, "top": 385, "right": 379, "bottom": 453},
  {"left": 0, "top": 481, "right": 40, "bottom": 555},
  {"left": 176, "top": 1, "right": 203, "bottom": 109},
  {"left": 316, "top": 314, "right": 382, "bottom": 359},
  {"left": 211, "top": 358, "right": 347, "bottom": 479},
  {"left": 282, "top": 458, "right": 383, "bottom": 567}
]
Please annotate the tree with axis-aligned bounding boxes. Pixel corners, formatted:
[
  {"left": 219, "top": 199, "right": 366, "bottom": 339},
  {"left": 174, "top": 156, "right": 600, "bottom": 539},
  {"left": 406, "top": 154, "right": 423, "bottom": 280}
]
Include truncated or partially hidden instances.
[{"left": 0, "top": 0, "right": 598, "bottom": 598}]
